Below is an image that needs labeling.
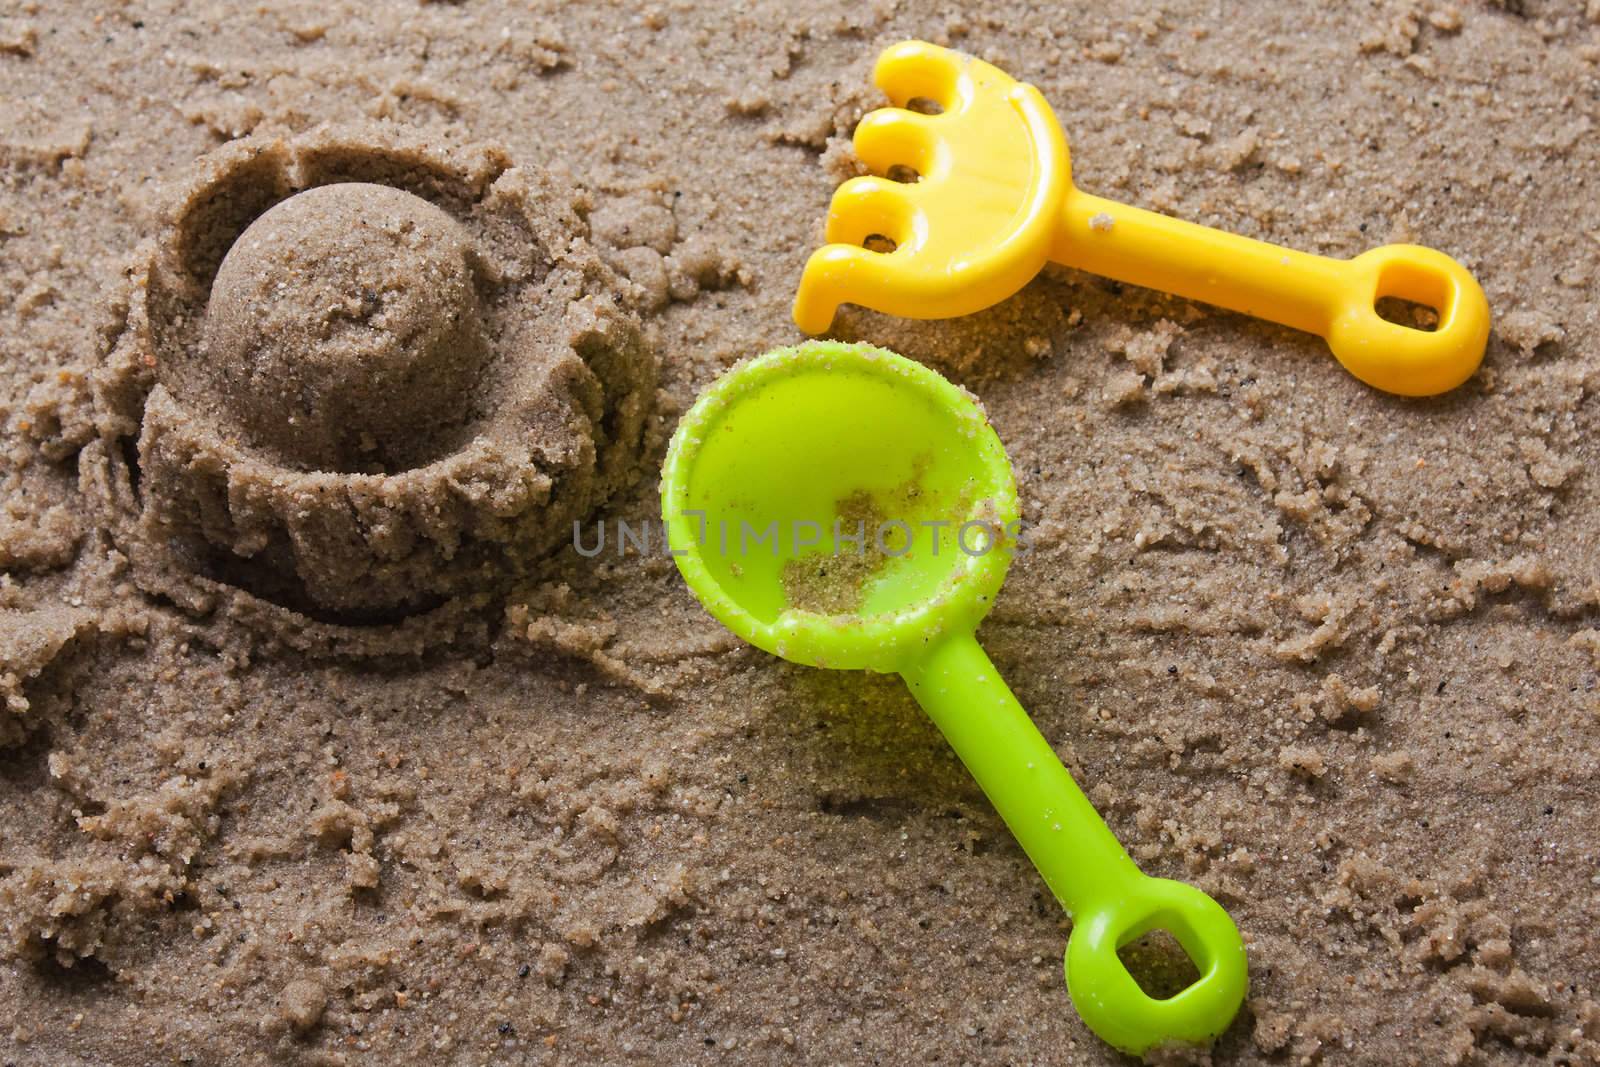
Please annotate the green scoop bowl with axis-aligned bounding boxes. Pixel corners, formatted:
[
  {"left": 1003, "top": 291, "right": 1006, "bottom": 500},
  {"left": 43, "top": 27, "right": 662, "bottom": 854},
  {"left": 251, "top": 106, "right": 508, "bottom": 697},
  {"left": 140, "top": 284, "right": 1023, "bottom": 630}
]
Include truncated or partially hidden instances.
[{"left": 660, "top": 339, "right": 1247, "bottom": 1055}]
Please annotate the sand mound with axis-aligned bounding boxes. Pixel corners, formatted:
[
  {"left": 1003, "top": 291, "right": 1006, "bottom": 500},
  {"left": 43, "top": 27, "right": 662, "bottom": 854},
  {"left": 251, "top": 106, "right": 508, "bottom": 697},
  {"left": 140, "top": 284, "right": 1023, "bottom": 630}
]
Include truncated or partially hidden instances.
[{"left": 85, "top": 130, "right": 654, "bottom": 638}]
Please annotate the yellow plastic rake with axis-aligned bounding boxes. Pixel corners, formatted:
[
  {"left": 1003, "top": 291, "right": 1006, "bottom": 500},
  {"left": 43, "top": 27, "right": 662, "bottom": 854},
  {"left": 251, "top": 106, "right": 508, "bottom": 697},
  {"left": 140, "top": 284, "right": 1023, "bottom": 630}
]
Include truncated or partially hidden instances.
[{"left": 794, "top": 41, "right": 1490, "bottom": 397}]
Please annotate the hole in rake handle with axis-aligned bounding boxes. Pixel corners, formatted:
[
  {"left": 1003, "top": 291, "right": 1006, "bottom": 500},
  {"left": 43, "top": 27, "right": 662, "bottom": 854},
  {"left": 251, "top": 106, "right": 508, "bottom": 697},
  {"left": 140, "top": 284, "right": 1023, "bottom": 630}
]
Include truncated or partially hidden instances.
[
  {"left": 906, "top": 96, "right": 944, "bottom": 116},
  {"left": 1375, "top": 296, "right": 1440, "bottom": 332},
  {"left": 1371, "top": 257, "right": 1451, "bottom": 333},
  {"left": 862, "top": 233, "right": 898, "bottom": 254},
  {"left": 885, "top": 164, "right": 921, "bottom": 184}
]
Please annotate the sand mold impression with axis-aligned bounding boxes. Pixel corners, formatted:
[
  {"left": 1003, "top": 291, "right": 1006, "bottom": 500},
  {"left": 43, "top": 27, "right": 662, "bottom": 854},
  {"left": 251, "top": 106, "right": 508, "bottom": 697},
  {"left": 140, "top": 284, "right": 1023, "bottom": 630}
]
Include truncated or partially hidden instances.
[{"left": 84, "top": 129, "right": 655, "bottom": 649}]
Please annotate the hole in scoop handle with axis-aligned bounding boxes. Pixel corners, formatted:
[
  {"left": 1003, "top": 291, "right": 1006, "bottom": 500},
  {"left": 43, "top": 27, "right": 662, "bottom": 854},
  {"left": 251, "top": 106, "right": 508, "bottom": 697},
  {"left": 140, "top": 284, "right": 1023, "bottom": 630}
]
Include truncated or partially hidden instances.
[
  {"left": 1326, "top": 244, "right": 1491, "bottom": 397},
  {"left": 1065, "top": 876, "right": 1248, "bottom": 1056}
]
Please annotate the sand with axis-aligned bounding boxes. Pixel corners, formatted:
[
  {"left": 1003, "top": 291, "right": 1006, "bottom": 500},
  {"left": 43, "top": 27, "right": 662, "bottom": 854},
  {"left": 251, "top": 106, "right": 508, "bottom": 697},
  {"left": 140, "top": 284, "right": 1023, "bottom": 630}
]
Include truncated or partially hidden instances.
[{"left": 1, "top": 2, "right": 1598, "bottom": 1064}]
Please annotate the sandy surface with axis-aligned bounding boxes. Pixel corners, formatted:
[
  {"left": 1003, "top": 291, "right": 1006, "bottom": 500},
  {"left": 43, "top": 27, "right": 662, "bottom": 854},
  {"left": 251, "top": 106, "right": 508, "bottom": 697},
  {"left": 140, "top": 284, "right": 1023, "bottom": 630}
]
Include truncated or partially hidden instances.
[{"left": 2, "top": 2, "right": 1599, "bottom": 1064}]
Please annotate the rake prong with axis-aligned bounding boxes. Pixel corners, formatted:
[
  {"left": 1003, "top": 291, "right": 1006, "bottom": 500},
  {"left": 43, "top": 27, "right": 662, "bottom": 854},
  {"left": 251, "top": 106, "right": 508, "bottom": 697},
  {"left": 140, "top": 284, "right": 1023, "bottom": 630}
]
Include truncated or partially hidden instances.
[
  {"left": 852, "top": 107, "right": 940, "bottom": 179},
  {"left": 794, "top": 243, "right": 895, "bottom": 336},
  {"left": 823, "top": 176, "right": 916, "bottom": 248},
  {"left": 873, "top": 40, "right": 963, "bottom": 113}
]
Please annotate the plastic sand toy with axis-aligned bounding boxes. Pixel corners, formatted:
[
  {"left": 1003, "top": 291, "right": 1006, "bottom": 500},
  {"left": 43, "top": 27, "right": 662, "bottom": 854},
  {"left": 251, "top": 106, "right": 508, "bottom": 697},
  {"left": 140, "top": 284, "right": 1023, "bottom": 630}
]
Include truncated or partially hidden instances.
[
  {"left": 661, "top": 340, "right": 1248, "bottom": 1054},
  {"left": 793, "top": 41, "right": 1491, "bottom": 397}
]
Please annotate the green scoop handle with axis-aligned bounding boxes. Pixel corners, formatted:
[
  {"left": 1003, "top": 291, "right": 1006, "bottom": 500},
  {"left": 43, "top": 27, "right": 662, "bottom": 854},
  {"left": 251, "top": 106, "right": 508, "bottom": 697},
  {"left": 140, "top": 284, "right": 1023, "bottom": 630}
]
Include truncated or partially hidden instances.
[{"left": 902, "top": 632, "right": 1247, "bottom": 1054}]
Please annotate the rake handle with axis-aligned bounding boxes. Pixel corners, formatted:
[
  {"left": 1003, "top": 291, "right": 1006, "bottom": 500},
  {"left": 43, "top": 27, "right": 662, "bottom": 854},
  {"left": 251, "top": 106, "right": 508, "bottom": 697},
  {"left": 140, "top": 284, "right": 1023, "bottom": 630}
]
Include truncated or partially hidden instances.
[{"left": 1052, "top": 190, "right": 1491, "bottom": 397}]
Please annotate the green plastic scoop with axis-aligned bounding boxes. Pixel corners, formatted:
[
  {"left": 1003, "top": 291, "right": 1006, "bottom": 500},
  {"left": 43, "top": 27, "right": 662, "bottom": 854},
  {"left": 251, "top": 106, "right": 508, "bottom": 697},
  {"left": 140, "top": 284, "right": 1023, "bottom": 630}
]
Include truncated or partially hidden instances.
[{"left": 661, "top": 340, "right": 1247, "bottom": 1055}]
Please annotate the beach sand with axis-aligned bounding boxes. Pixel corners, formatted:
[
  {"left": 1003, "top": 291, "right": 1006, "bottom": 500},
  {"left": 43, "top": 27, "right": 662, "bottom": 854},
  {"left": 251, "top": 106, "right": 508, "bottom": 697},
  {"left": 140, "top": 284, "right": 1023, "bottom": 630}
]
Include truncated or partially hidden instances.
[{"left": 2, "top": 2, "right": 1598, "bottom": 1063}]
